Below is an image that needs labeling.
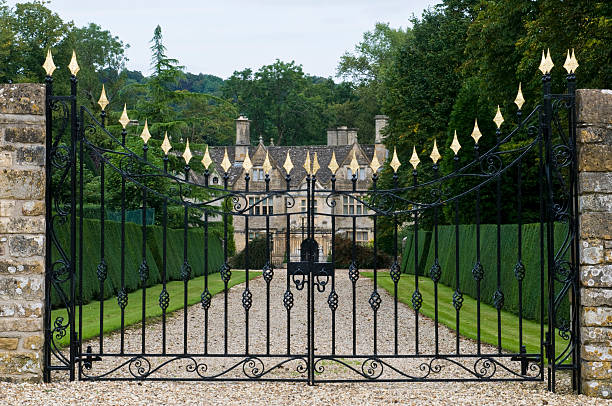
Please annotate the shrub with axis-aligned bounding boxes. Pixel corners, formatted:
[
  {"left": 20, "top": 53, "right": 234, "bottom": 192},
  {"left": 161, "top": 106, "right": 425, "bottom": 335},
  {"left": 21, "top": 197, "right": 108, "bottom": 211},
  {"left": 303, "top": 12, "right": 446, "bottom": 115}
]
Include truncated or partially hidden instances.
[
  {"left": 332, "top": 236, "right": 393, "bottom": 269},
  {"left": 229, "top": 237, "right": 270, "bottom": 270}
]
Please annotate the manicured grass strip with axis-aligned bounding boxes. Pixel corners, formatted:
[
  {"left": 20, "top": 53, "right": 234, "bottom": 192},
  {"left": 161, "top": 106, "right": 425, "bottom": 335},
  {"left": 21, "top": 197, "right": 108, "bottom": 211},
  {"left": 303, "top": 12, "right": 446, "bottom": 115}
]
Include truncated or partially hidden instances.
[
  {"left": 363, "top": 272, "right": 567, "bottom": 358},
  {"left": 51, "top": 271, "right": 260, "bottom": 348}
]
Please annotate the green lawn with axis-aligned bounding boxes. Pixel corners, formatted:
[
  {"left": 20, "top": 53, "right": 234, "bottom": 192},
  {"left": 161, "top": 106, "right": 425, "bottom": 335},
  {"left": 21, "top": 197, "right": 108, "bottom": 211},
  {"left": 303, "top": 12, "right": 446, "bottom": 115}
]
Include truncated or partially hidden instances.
[
  {"left": 363, "top": 272, "right": 567, "bottom": 357},
  {"left": 51, "top": 271, "right": 259, "bottom": 348}
]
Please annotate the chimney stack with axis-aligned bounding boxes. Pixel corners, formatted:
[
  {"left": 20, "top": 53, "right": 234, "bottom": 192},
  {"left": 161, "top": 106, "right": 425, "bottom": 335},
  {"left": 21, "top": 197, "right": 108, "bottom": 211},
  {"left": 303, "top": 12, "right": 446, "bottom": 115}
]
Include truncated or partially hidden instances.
[
  {"left": 235, "top": 115, "right": 251, "bottom": 161},
  {"left": 375, "top": 115, "right": 389, "bottom": 144}
]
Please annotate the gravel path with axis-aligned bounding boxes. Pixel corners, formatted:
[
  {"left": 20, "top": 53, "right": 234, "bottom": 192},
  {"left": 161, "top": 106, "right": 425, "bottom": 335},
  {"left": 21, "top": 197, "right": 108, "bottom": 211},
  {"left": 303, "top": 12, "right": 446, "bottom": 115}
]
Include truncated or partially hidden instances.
[{"left": 3, "top": 270, "right": 606, "bottom": 405}]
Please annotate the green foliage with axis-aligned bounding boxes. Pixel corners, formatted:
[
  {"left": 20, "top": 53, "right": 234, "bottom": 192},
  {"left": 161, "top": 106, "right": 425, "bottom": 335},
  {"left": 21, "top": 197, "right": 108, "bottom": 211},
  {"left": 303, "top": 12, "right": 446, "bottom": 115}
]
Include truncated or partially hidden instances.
[
  {"left": 401, "top": 223, "right": 569, "bottom": 323},
  {"left": 331, "top": 236, "right": 393, "bottom": 269},
  {"left": 229, "top": 237, "right": 270, "bottom": 270},
  {"left": 50, "top": 218, "right": 226, "bottom": 308}
]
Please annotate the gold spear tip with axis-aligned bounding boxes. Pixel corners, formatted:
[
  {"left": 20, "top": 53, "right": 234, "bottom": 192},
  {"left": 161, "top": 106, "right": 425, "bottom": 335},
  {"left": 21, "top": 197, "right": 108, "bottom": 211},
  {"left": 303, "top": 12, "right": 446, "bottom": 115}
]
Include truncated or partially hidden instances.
[
  {"left": 514, "top": 82, "right": 525, "bottom": 110},
  {"left": 42, "top": 49, "right": 56, "bottom": 76},
  {"left": 349, "top": 150, "right": 359, "bottom": 175},
  {"left": 98, "top": 84, "right": 109, "bottom": 111},
  {"left": 564, "top": 48, "right": 579, "bottom": 74},
  {"left": 183, "top": 139, "right": 193, "bottom": 165},
  {"left": 538, "top": 50, "right": 547, "bottom": 74},
  {"left": 544, "top": 48, "right": 554, "bottom": 74},
  {"left": 68, "top": 50, "right": 80, "bottom": 76},
  {"left": 202, "top": 145, "right": 213, "bottom": 169},
  {"left": 161, "top": 131, "right": 172, "bottom": 155},
  {"left": 450, "top": 130, "right": 461, "bottom": 155},
  {"left": 242, "top": 150, "right": 253, "bottom": 172},
  {"left": 283, "top": 150, "right": 294, "bottom": 174},
  {"left": 312, "top": 152, "right": 320, "bottom": 175},
  {"left": 493, "top": 105, "right": 504, "bottom": 129},
  {"left": 471, "top": 118, "right": 482, "bottom": 144},
  {"left": 303, "top": 151, "right": 311, "bottom": 175},
  {"left": 430, "top": 139, "right": 441, "bottom": 164},
  {"left": 409, "top": 146, "right": 420, "bottom": 170},
  {"left": 263, "top": 151, "right": 272, "bottom": 175},
  {"left": 370, "top": 151, "right": 381, "bottom": 173},
  {"left": 221, "top": 147, "right": 231, "bottom": 173},
  {"left": 390, "top": 147, "right": 401, "bottom": 173},
  {"left": 118, "top": 104, "right": 130, "bottom": 128},
  {"left": 140, "top": 119, "right": 151, "bottom": 144},
  {"left": 328, "top": 150, "right": 339, "bottom": 174}
]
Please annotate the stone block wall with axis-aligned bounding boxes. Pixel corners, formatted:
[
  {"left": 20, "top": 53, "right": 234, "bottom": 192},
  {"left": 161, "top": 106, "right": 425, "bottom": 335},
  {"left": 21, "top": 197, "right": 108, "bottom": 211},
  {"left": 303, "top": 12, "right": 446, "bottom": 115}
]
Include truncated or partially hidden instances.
[
  {"left": 577, "top": 89, "right": 612, "bottom": 397},
  {"left": 0, "top": 83, "right": 46, "bottom": 382}
]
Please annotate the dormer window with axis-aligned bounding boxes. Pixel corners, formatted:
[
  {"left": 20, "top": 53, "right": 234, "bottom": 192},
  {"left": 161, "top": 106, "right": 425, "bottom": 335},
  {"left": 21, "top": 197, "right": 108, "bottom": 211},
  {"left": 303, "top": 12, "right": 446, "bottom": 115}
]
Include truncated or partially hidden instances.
[
  {"left": 347, "top": 167, "right": 366, "bottom": 180},
  {"left": 252, "top": 168, "right": 265, "bottom": 181}
]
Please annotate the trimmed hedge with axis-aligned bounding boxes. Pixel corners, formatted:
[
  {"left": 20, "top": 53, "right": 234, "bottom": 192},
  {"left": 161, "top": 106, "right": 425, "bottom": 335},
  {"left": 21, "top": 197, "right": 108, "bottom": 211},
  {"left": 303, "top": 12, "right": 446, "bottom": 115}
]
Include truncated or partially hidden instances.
[
  {"left": 401, "top": 223, "right": 569, "bottom": 323},
  {"left": 51, "top": 218, "right": 226, "bottom": 308}
]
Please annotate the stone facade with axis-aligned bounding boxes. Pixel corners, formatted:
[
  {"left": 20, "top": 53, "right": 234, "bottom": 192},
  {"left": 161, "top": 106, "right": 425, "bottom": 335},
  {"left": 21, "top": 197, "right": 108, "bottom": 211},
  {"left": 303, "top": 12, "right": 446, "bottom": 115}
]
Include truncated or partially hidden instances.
[
  {"left": 0, "top": 83, "right": 46, "bottom": 382},
  {"left": 577, "top": 89, "right": 612, "bottom": 397},
  {"left": 197, "top": 116, "right": 389, "bottom": 265}
]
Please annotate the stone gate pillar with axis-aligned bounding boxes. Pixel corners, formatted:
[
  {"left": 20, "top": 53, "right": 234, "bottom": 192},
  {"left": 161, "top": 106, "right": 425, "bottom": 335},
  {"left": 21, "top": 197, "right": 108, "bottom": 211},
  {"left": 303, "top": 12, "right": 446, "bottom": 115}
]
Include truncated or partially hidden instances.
[
  {"left": 577, "top": 89, "right": 612, "bottom": 397},
  {"left": 0, "top": 84, "right": 46, "bottom": 382}
]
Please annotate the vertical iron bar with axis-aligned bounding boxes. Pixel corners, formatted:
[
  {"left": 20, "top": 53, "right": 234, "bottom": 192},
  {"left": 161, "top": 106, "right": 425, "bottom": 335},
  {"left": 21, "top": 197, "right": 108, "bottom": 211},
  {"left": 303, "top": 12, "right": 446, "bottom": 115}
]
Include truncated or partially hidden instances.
[
  {"left": 183, "top": 165, "right": 191, "bottom": 354},
  {"left": 305, "top": 171, "right": 312, "bottom": 384},
  {"left": 351, "top": 174, "right": 357, "bottom": 355},
  {"left": 309, "top": 173, "right": 315, "bottom": 386},
  {"left": 265, "top": 174, "right": 271, "bottom": 355},
  {"left": 285, "top": 172, "right": 291, "bottom": 355},
  {"left": 433, "top": 163, "right": 440, "bottom": 355},
  {"left": 330, "top": 173, "right": 337, "bottom": 356},
  {"left": 78, "top": 106, "right": 84, "bottom": 380},
  {"left": 223, "top": 171, "right": 229, "bottom": 354},
  {"left": 518, "top": 160, "right": 524, "bottom": 353},
  {"left": 69, "top": 74, "right": 77, "bottom": 380},
  {"left": 372, "top": 173, "right": 378, "bottom": 355},
  {"left": 475, "top": 143, "right": 482, "bottom": 355},
  {"left": 98, "top": 108, "right": 106, "bottom": 353},
  {"left": 496, "top": 127, "right": 502, "bottom": 354},
  {"left": 140, "top": 141, "right": 148, "bottom": 353},
  {"left": 161, "top": 156, "right": 169, "bottom": 354},
  {"left": 244, "top": 172, "right": 250, "bottom": 354},
  {"left": 413, "top": 169, "right": 419, "bottom": 355},
  {"left": 203, "top": 170, "right": 210, "bottom": 354},
  {"left": 393, "top": 173, "right": 399, "bottom": 355},
  {"left": 454, "top": 155, "right": 461, "bottom": 354},
  {"left": 119, "top": 123, "right": 127, "bottom": 355}
]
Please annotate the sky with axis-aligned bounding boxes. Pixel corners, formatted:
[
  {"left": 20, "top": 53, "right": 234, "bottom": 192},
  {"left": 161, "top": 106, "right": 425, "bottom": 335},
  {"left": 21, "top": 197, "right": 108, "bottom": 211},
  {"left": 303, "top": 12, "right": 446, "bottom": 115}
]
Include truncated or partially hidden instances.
[{"left": 8, "top": 0, "right": 436, "bottom": 79}]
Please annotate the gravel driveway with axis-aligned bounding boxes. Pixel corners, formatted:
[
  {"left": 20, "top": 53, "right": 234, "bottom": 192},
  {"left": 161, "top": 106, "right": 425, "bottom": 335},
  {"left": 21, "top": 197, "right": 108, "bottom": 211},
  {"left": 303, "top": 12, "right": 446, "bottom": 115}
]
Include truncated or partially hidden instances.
[{"left": 2, "top": 270, "right": 606, "bottom": 405}]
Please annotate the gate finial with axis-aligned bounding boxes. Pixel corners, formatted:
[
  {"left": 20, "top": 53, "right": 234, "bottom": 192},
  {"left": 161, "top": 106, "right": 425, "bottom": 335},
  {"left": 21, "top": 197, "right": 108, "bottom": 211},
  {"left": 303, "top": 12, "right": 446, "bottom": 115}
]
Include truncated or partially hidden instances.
[
  {"left": 430, "top": 139, "right": 441, "bottom": 164},
  {"left": 161, "top": 131, "right": 172, "bottom": 155},
  {"left": 221, "top": 147, "right": 231, "bottom": 173},
  {"left": 140, "top": 119, "right": 151, "bottom": 144},
  {"left": 564, "top": 49, "right": 579, "bottom": 74},
  {"left": 98, "top": 84, "right": 109, "bottom": 111},
  {"left": 263, "top": 151, "right": 272, "bottom": 174},
  {"left": 450, "top": 130, "right": 461, "bottom": 155},
  {"left": 303, "top": 151, "right": 311, "bottom": 175},
  {"left": 118, "top": 104, "right": 130, "bottom": 129},
  {"left": 471, "top": 119, "right": 482, "bottom": 144},
  {"left": 369, "top": 151, "right": 381, "bottom": 173},
  {"left": 514, "top": 83, "right": 525, "bottom": 110},
  {"left": 283, "top": 151, "right": 293, "bottom": 175},
  {"left": 243, "top": 149, "right": 253, "bottom": 172},
  {"left": 182, "top": 139, "right": 193, "bottom": 165},
  {"left": 390, "top": 147, "right": 401, "bottom": 173},
  {"left": 349, "top": 150, "right": 359, "bottom": 175},
  {"left": 328, "top": 151, "right": 339, "bottom": 174},
  {"left": 202, "top": 145, "right": 212, "bottom": 169},
  {"left": 312, "top": 152, "right": 320, "bottom": 175},
  {"left": 68, "top": 50, "right": 80, "bottom": 76},
  {"left": 409, "top": 146, "right": 420, "bottom": 170},
  {"left": 42, "top": 49, "right": 56, "bottom": 76},
  {"left": 493, "top": 105, "right": 504, "bottom": 129}
]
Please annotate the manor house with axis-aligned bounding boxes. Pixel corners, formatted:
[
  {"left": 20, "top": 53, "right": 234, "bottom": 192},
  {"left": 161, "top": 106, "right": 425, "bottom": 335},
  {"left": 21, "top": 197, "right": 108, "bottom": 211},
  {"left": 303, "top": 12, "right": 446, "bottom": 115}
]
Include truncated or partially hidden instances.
[{"left": 197, "top": 115, "right": 389, "bottom": 266}]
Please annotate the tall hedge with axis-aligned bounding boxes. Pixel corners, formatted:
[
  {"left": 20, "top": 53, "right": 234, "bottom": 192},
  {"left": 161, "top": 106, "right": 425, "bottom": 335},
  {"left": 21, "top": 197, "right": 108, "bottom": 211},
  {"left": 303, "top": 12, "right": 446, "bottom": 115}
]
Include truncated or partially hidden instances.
[
  {"left": 51, "top": 218, "right": 226, "bottom": 308},
  {"left": 401, "top": 223, "right": 569, "bottom": 323}
]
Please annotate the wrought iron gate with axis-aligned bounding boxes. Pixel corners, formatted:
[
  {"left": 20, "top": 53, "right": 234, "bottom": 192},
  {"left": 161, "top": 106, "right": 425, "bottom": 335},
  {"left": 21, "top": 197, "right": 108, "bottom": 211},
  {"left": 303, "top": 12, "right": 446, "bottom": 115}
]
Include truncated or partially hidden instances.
[{"left": 43, "top": 50, "right": 580, "bottom": 390}]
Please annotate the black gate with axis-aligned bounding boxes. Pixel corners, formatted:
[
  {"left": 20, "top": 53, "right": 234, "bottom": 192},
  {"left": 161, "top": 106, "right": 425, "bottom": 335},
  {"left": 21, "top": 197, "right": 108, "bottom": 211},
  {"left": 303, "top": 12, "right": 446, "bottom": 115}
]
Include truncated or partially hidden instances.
[{"left": 43, "top": 50, "right": 580, "bottom": 391}]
